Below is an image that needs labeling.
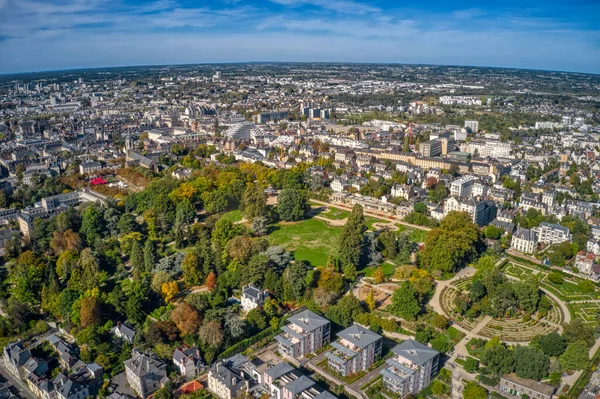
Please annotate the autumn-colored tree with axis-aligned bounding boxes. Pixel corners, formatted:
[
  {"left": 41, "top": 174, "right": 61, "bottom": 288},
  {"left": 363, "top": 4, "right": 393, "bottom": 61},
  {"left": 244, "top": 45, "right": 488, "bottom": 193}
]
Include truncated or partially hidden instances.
[
  {"left": 198, "top": 320, "right": 224, "bottom": 348},
  {"left": 80, "top": 296, "right": 102, "bottom": 328},
  {"left": 366, "top": 289, "right": 376, "bottom": 312},
  {"left": 205, "top": 272, "right": 217, "bottom": 291},
  {"left": 373, "top": 267, "right": 385, "bottom": 284},
  {"left": 50, "top": 229, "right": 82, "bottom": 255},
  {"left": 171, "top": 303, "right": 200, "bottom": 336},
  {"left": 161, "top": 281, "right": 179, "bottom": 303},
  {"left": 182, "top": 252, "right": 202, "bottom": 286}
]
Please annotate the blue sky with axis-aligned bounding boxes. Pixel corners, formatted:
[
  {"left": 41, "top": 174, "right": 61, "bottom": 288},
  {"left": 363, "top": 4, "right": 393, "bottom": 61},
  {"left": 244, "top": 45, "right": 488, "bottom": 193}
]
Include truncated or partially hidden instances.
[{"left": 0, "top": 0, "right": 599, "bottom": 74}]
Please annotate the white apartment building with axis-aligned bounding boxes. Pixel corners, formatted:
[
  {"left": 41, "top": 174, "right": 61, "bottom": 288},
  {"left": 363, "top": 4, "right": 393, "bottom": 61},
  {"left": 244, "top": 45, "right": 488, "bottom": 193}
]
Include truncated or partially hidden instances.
[
  {"left": 450, "top": 176, "right": 475, "bottom": 198},
  {"left": 464, "top": 120, "right": 479, "bottom": 133},
  {"left": 537, "top": 222, "right": 572, "bottom": 245}
]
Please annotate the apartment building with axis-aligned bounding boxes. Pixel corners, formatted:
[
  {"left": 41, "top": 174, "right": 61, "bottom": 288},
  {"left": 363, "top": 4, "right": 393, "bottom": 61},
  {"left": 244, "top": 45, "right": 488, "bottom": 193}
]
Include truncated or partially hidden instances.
[
  {"left": 17, "top": 189, "right": 109, "bottom": 237},
  {"left": 275, "top": 310, "right": 331, "bottom": 359},
  {"left": 537, "top": 222, "right": 572, "bottom": 245},
  {"left": 79, "top": 161, "right": 102, "bottom": 174},
  {"left": 419, "top": 139, "right": 441, "bottom": 157},
  {"left": 499, "top": 374, "right": 555, "bottom": 399},
  {"left": 325, "top": 324, "right": 383, "bottom": 377},
  {"left": 450, "top": 176, "right": 475, "bottom": 198},
  {"left": 380, "top": 340, "right": 439, "bottom": 397},
  {"left": 443, "top": 197, "right": 497, "bottom": 226},
  {"left": 575, "top": 252, "right": 596, "bottom": 275}
]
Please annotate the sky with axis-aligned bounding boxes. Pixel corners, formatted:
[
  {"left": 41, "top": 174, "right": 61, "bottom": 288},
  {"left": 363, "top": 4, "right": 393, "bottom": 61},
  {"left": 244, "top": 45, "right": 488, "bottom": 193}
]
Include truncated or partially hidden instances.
[{"left": 0, "top": 0, "right": 599, "bottom": 74}]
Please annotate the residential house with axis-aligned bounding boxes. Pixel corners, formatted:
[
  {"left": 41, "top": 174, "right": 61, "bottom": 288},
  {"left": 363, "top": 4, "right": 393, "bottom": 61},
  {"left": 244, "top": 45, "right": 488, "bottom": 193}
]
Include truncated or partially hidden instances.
[
  {"left": 380, "top": 340, "right": 439, "bottom": 397},
  {"left": 511, "top": 227, "right": 538, "bottom": 254},
  {"left": 325, "top": 324, "right": 382, "bottom": 377},
  {"left": 241, "top": 284, "right": 269, "bottom": 312},
  {"left": 111, "top": 322, "right": 136, "bottom": 344},
  {"left": 3, "top": 341, "right": 31, "bottom": 378},
  {"left": 275, "top": 309, "right": 331, "bottom": 359},
  {"left": 575, "top": 252, "right": 596, "bottom": 275},
  {"left": 79, "top": 161, "right": 102, "bottom": 175},
  {"left": 207, "top": 354, "right": 251, "bottom": 399},
  {"left": 173, "top": 347, "right": 204, "bottom": 379},
  {"left": 124, "top": 349, "right": 169, "bottom": 398}
]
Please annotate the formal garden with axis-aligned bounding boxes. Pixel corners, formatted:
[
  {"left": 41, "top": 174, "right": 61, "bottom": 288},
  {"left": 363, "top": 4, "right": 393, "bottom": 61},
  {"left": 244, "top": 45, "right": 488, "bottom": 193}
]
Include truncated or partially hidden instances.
[{"left": 440, "top": 276, "right": 565, "bottom": 342}]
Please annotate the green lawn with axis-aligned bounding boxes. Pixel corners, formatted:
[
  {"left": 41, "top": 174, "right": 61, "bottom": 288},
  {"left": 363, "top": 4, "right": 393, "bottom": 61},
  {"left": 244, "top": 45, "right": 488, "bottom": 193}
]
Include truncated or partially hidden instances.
[
  {"left": 320, "top": 207, "right": 350, "bottom": 220},
  {"left": 363, "top": 262, "right": 396, "bottom": 277},
  {"left": 409, "top": 229, "right": 427, "bottom": 242},
  {"left": 268, "top": 218, "right": 342, "bottom": 267},
  {"left": 220, "top": 210, "right": 243, "bottom": 223}
]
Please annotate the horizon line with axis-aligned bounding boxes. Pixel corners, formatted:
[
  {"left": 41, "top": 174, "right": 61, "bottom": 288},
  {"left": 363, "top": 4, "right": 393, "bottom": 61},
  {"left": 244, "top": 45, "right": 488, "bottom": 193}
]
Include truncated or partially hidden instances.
[{"left": 1, "top": 60, "right": 599, "bottom": 78}]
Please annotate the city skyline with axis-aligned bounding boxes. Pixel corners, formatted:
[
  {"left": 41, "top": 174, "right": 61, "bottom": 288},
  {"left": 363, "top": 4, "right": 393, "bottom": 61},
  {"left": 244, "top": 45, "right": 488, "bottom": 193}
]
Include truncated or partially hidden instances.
[{"left": 0, "top": 0, "right": 600, "bottom": 74}]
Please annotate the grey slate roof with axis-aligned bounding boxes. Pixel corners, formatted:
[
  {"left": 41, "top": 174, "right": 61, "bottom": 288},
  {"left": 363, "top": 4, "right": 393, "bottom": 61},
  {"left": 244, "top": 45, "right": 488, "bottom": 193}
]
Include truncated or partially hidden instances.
[
  {"left": 288, "top": 310, "right": 329, "bottom": 332},
  {"left": 336, "top": 324, "right": 382, "bottom": 349},
  {"left": 264, "top": 362, "right": 295, "bottom": 380},
  {"left": 284, "top": 375, "right": 315, "bottom": 394},
  {"left": 391, "top": 340, "right": 439, "bottom": 367}
]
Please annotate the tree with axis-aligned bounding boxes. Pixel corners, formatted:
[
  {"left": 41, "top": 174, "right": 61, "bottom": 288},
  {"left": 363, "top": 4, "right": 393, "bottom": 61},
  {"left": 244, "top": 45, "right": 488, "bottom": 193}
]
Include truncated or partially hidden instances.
[
  {"left": 50, "top": 229, "right": 82, "bottom": 255},
  {"left": 251, "top": 217, "right": 268, "bottom": 236},
  {"left": 282, "top": 262, "right": 307, "bottom": 302},
  {"left": 182, "top": 252, "right": 202, "bottom": 286},
  {"left": 171, "top": 303, "right": 200, "bottom": 336},
  {"left": 246, "top": 308, "right": 268, "bottom": 330},
  {"left": 432, "top": 314, "right": 449, "bottom": 330},
  {"left": 481, "top": 345, "right": 514, "bottom": 375},
  {"left": 338, "top": 205, "right": 366, "bottom": 267},
  {"left": 79, "top": 296, "right": 102, "bottom": 328},
  {"left": 144, "top": 239, "right": 157, "bottom": 273},
  {"left": 69, "top": 248, "right": 101, "bottom": 293},
  {"left": 325, "top": 295, "right": 363, "bottom": 327},
  {"left": 130, "top": 240, "right": 144, "bottom": 280},
  {"left": 514, "top": 346, "right": 548, "bottom": 381},
  {"left": 390, "top": 281, "right": 421, "bottom": 321},
  {"left": 198, "top": 320, "right": 224, "bottom": 348},
  {"left": 513, "top": 277, "right": 540, "bottom": 313},
  {"left": 277, "top": 189, "right": 309, "bottom": 221},
  {"left": 559, "top": 341, "right": 589, "bottom": 371},
  {"left": 242, "top": 184, "right": 267, "bottom": 220},
  {"left": 469, "top": 280, "right": 486, "bottom": 302},
  {"left": 151, "top": 271, "right": 173, "bottom": 293},
  {"left": 563, "top": 319, "right": 595, "bottom": 347},
  {"left": 81, "top": 206, "right": 105, "bottom": 244},
  {"left": 537, "top": 332, "right": 566, "bottom": 357},
  {"left": 146, "top": 321, "right": 179, "bottom": 346},
  {"left": 372, "top": 266, "right": 385, "bottom": 284},
  {"left": 117, "top": 213, "right": 139, "bottom": 235},
  {"left": 365, "top": 289, "right": 376, "bottom": 312},
  {"left": 205, "top": 272, "right": 217, "bottom": 291},
  {"left": 463, "top": 382, "right": 487, "bottom": 399},
  {"left": 420, "top": 211, "right": 484, "bottom": 276},
  {"left": 161, "top": 281, "right": 179, "bottom": 303},
  {"left": 484, "top": 225, "right": 502, "bottom": 240}
]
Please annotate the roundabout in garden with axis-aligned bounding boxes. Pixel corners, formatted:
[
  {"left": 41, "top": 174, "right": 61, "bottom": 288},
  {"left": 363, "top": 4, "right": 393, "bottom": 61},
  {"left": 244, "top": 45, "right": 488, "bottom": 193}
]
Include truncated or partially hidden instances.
[{"left": 439, "top": 277, "right": 566, "bottom": 343}]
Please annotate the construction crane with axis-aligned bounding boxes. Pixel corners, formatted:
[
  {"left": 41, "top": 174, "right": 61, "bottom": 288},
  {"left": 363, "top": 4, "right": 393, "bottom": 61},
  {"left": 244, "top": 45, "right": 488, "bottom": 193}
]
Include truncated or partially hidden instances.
[{"left": 397, "top": 119, "right": 414, "bottom": 144}]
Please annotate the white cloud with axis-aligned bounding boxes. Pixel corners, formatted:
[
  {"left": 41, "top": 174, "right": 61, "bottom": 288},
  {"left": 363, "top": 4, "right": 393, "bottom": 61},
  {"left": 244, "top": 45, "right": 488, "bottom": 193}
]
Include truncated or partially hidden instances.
[{"left": 268, "top": 0, "right": 380, "bottom": 14}]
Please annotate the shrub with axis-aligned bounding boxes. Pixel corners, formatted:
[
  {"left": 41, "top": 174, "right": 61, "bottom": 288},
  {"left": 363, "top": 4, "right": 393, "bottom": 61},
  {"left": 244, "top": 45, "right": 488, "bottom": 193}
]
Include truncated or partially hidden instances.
[{"left": 548, "top": 272, "right": 564, "bottom": 284}]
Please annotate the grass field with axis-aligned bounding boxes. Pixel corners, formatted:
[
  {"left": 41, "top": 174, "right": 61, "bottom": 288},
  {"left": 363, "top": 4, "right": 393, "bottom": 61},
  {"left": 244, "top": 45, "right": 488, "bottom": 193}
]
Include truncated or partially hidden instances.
[
  {"left": 220, "top": 210, "right": 243, "bottom": 223},
  {"left": 268, "top": 218, "right": 341, "bottom": 266},
  {"left": 321, "top": 207, "right": 350, "bottom": 220},
  {"left": 363, "top": 262, "right": 396, "bottom": 277},
  {"left": 409, "top": 229, "right": 427, "bottom": 242}
]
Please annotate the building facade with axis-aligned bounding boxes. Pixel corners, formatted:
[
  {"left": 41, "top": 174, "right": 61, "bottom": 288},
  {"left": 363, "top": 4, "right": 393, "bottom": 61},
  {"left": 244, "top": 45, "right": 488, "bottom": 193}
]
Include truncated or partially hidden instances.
[
  {"left": 275, "top": 310, "right": 331, "bottom": 359},
  {"left": 325, "top": 324, "right": 382, "bottom": 377}
]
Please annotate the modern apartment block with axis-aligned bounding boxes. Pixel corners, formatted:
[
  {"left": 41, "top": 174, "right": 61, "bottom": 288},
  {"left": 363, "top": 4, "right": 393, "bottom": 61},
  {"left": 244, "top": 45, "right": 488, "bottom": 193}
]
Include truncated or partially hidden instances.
[
  {"left": 536, "top": 222, "right": 572, "bottom": 245},
  {"left": 443, "top": 197, "right": 497, "bottom": 226},
  {"left": 419, "top": 139, "right": 442, "bottom": 157},
  {"left": 380, "top": 340, "right": 439, "bottom": 397},
  {"left": 275, "top": 309, "right": 331, "bottom": 359},
  {"left": 450, "top": 175, "right": 476, "bottom": 197},
  {"left": 325, "top": 324, "right": 382, "bottom": 377}
]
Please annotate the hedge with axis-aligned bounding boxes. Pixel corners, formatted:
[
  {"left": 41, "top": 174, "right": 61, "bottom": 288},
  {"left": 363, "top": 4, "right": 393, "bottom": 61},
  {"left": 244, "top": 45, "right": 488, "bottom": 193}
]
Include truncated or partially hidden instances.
[{"left": 218, "top": 326, "right": 278, "bottom": 360}]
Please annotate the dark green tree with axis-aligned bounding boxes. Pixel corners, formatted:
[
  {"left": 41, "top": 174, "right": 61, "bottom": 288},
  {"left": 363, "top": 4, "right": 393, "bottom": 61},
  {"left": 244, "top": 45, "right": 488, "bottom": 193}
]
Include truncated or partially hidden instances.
[
  {"left": 390, "top": 281, "right": 421, "bottom": 321},
  {"left": 277, "top": 189, "right": 309, "bottom": 221},
  {"left": 338, "top": 205, "right": 366, "bottom": 267}
]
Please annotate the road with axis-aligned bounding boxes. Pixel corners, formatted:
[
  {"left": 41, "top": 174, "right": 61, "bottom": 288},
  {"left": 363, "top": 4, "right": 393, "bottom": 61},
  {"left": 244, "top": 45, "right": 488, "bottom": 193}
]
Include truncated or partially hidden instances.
[{"left": 0, "top": 366, "right": 35, "bottom": 399}]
